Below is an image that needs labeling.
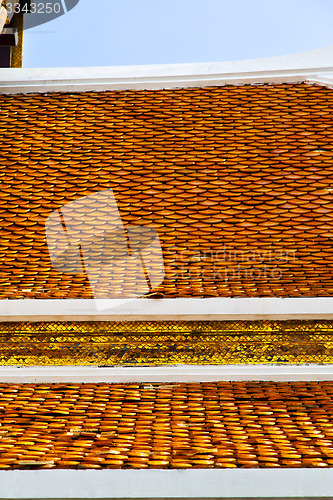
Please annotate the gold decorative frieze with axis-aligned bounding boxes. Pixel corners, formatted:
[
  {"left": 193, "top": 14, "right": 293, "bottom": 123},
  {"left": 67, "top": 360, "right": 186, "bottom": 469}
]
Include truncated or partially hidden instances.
[{"left": 0, "top": 320, "right": 332, "bottom": 365}]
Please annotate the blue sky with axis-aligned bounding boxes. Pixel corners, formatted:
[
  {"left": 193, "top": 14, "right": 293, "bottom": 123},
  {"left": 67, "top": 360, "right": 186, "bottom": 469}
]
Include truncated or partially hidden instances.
[{"left": 23, "top": 0, "right": 333, "bottom": 68}]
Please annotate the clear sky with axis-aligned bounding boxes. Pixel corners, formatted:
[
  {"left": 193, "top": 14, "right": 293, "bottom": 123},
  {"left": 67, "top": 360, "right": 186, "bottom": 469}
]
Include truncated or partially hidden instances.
[{"left": 23, "top": 0, "right": 333, "bottom": 68}]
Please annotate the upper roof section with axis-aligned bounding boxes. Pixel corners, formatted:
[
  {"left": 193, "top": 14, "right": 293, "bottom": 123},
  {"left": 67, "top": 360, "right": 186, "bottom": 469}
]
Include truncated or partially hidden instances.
[
  {"left": 2, "top": 47, "right": 333, "bottom": 303},
  {"left": 1, "top": 80, "right": 333, "bottom": 300}
]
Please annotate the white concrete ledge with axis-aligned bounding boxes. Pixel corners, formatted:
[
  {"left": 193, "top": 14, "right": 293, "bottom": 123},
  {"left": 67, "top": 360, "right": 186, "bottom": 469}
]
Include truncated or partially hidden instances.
[
  {"left": 1, "top": 297, "right": 333, "bottom": 321},
  {"left": 1, "top": 469, "right": 333, "bottom": 498},
  {"left": 1, "top": 44, "right": 333, "bottom": 93},
  {"left": 0, "top": 365, "right": 332, "bottom": 383},
  {"left": 307, "top": 76, "right": 333, "bottom": 88},
  {"left": 0, "top": 68, "right": 332, "bottom": 94}
]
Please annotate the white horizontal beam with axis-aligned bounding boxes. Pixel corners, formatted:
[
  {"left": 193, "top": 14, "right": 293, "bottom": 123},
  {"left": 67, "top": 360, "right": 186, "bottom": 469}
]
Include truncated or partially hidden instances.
[
  {"left": 1, "top": 469, "right": 333, "bottom": 499},
  {"left": 1, "top": 297, "right": 333, "bottom": 321},
  {"left": 0, "top": 68, "right": 332, "bottom": 94},
  {"left": 0, "top": 365, "right": 333, "bottom": 383},
  {"left": 1, "top": 44, "right": 333, "bottom": 93}
]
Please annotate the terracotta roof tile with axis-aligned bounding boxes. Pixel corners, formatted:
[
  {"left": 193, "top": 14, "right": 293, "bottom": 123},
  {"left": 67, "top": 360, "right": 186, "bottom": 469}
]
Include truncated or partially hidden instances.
[
  {"left": 1, "top": 83, "right": 333, "bottom": 297},
  {"left": 0, "top": 381, "right": 333, "bottom": 468}
]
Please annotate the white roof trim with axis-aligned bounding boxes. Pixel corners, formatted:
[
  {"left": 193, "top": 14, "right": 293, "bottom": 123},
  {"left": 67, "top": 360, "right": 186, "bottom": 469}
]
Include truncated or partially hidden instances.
[
  {"left": 0, "top": 68, "right": 333, "bottom": 94},
  {"left": 1, "top": 469, "right": 333, "bottom": 499},
  {"left": 307, "top": 75, "right": 333, "bottom": 88},
  {"left": 1, "top": 365, "right": 333, "bottom": 383},
  {"left": 2, "top": 45, "right": 333, "bottom": 93},
  {"left": 1, "top": 297, "right": 333, "bottom": 321}
]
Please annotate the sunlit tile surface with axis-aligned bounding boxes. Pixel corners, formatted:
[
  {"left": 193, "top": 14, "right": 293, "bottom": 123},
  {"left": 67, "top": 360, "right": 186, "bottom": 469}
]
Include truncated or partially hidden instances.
[
  {"left": 1, "top": 84, "right": 333, "bottom": 298},
  {"left": 0, "top": 320, "right": 333, "bottom": 365},
  {"left": 0, "top": 381, "right": 333, "bottom": 469}
]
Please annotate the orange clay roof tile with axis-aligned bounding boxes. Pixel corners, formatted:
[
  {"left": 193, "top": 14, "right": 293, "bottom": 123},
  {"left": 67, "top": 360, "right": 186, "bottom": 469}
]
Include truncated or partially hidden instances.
[
  {"left": 0, "top": 382, "right": 332, "bottom": 468},
  {"left": 1, "top": 83, "right": 333, "bottom": 297}
]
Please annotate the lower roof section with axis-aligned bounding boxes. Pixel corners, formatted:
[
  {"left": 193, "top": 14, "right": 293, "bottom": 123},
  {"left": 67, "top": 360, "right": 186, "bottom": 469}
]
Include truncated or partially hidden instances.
[
  {"left": 0, "top": 381, "right": 333, "bottom": 471},
  {"left": 1, "top": 469, "right": 333, "bottom": 499}
]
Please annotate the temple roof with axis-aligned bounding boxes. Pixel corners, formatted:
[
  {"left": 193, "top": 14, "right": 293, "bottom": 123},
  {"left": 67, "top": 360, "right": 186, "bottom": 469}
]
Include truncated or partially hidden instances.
[{"left": 1, "top": 75, "right": 333, "bottom": 477}]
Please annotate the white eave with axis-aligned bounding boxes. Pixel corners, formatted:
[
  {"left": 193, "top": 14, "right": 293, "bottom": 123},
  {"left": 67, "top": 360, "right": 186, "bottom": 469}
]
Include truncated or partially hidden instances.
[
  {"left": 1, "top": 469, "right": 333, "bottom": 499},
  {"left": 1, "top": 44, "right": 333, "bottom": 93},
  {"left": 1, "top": 297, "right": 333, "bottom": 321}
]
